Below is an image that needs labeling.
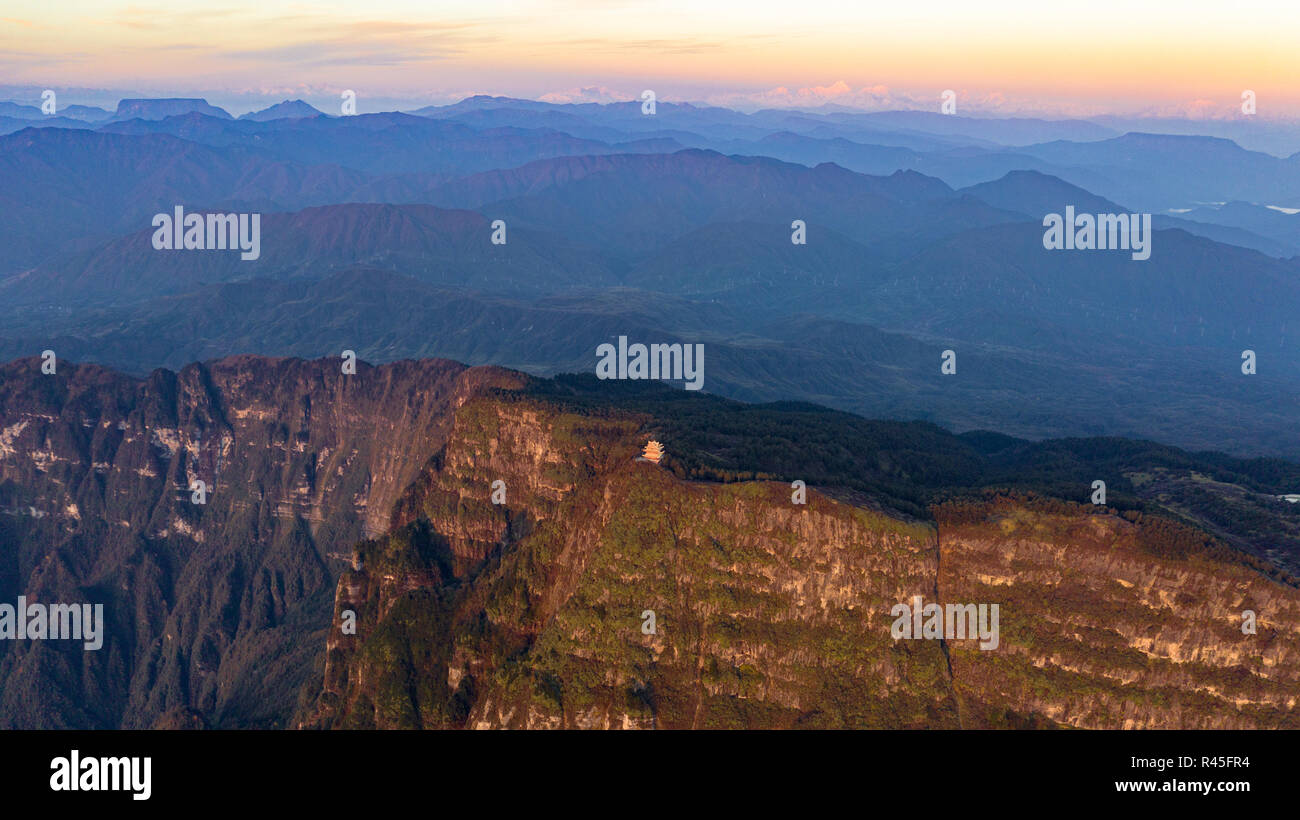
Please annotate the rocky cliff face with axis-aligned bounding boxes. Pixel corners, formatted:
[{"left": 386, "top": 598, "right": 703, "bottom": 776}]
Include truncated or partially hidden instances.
[
  {"left": 305, "top": 394, "right": 952, "bottom": 728},
  {"left": 0, "top": 355, "right": 520, "bottom": 727},
  {"left": 937, "top": 499, "right": 1300, "bottom": 729},
  {"left": 302, "top": 393, "right": 1300, "bottom": 730},
  {"left": 3, "top": 354, "right": 1298, "bottom": 729}
]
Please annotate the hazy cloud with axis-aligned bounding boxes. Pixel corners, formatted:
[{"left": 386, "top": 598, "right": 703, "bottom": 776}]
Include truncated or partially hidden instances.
[{"left": 539, "top": 86, "right": 633, "bottom": 104}]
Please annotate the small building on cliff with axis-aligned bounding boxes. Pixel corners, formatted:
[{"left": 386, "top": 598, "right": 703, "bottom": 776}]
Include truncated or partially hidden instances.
[{"left": 638, "top": 440, "right": 664, "bottom": 464}]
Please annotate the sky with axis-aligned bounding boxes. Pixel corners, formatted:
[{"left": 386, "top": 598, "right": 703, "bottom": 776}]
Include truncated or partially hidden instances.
[{"left": 3, "top": 0, "right": 1300, "bottom": 117}]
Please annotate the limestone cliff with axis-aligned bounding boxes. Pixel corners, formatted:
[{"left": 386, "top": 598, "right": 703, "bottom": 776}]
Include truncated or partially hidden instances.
[
  {"left": 3, "top": 354, "right": 1297, "bottom": 730},
  {"left": 937, "top": 498, "right": 1300, "bottom": 729},
  {"left": 303, "top": 394, "right": 1300, "bottom": 729},
  {"left": 0, "top": 355, "right": 519, "bottom": 727}
]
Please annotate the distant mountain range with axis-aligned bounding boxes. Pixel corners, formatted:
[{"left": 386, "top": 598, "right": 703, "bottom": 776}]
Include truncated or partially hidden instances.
[
  {"left": 238, "top": 99, "right": 324, "bottom": 121},
  {"left": 2, "top": 97, "right": 1299, "bottom": 462},
  {"left": 12, "top": 204, "right": 610, "bottom": 304},
  {"left": 109, "top": 98, "right": 232, "bottom": 122},
  {"left": 3, "top": 93, "right": 1300, "bottom": 731}
]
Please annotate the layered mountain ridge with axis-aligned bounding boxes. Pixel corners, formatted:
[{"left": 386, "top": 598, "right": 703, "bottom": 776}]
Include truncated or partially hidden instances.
[
  {"left": 0, "top": 354, "right": 522, "bottom": 727},
  {"left": 1, "top": 354, "right": 1296, "bottom": 729},
  {"left": 302, "top": 384, "right": 1300, "bottom": 729}
]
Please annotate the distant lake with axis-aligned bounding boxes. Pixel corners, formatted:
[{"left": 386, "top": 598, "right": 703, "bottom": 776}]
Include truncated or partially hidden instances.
[{"left": 1166, "top": 204, "right": 1299, "bottom": 215}]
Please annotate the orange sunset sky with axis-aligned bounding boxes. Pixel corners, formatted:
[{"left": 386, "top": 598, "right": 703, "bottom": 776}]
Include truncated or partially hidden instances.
[{"left": 2, "top": 0, "right": 1298, "bottom": 116}]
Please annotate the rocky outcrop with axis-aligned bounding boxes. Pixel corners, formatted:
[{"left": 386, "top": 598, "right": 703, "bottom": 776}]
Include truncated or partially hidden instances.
[
  {"left": 307, "top": 394, "right": 950, "bottom": 728},
  {"left": 937, "top": 498, "right": 1300, "bottom": 729},
  {"left": 0, "top": 355, "right": 520, "bottom": 727},
  {"left": 4, "top": 354, "right": 1298, "bottom": 729},
  {"left": 303, "top": 395, "right": 1300, "bottom": 729}
]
